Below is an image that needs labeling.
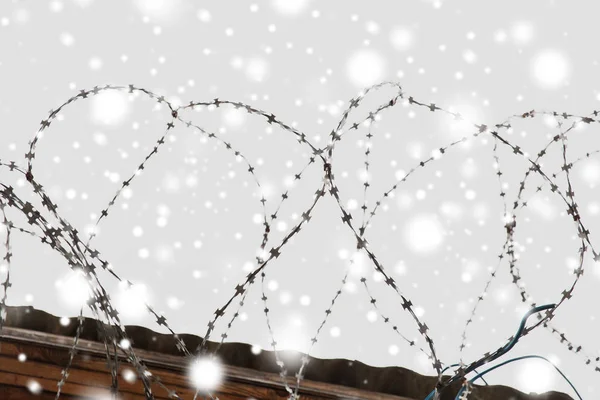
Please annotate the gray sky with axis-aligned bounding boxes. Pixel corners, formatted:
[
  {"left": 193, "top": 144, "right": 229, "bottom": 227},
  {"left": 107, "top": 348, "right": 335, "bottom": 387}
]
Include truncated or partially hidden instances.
[{"left": 1, "top": 0, "right": 600, "bottom": 398}]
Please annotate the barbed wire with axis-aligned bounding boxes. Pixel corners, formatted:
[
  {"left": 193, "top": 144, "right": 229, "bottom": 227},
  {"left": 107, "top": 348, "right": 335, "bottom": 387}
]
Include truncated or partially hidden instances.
[
  {"left": 453, "top": 116, "right": 579, "bottom": 398},
  {"left": 0, "top": 81, "right": 597, "bottom": 400}
]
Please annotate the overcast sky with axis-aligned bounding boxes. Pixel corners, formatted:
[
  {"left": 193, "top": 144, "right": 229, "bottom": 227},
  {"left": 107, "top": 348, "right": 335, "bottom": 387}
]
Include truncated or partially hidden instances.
[{"left": 1, "top": 0, "right": 600, "bottom": 398}]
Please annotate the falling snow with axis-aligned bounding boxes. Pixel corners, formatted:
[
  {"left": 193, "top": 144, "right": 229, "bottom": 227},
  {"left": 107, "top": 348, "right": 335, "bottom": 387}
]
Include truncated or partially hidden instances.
[{"left": 0, "top": 1, "right": 598, "bottom": 398}]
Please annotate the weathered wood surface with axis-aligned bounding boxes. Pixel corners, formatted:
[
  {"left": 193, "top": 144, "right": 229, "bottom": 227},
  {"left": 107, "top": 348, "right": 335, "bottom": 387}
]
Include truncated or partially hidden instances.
[
  {"left": 0, "top": 328, "right": 409, "bottom": 399},
  {"left": 0, "top": 306, "right": 574, "bottom": 400}
]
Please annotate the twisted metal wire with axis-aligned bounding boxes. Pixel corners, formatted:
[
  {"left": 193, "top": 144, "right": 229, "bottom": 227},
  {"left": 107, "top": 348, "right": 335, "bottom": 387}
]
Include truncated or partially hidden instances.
[{"left": 0, "top": 82, "right": 598, "bottom": 400}]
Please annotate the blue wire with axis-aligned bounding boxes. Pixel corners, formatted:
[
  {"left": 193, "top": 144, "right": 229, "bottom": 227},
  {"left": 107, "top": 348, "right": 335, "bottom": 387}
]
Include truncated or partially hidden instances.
[
  {"left": 423, "top": 303, "right": 555, "bottom": 400},
  {"left": 453, "top": 355, "right": 583, "bottom": 400},
  {"left": 500, "top": 303, "right": 555, "bottom": 356},
  {"left": 422, "top": 364, "right": 489, "bottom": 400}
]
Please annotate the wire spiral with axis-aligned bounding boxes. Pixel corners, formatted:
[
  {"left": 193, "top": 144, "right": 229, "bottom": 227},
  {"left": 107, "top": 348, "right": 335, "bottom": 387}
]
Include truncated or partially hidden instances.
[{"left": 0, "top": 81, "right": 598, "bottom": 399}]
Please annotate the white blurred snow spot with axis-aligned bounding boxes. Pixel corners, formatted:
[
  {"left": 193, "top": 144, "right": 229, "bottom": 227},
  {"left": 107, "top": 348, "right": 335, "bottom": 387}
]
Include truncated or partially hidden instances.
[
  {"left": 462, "top": 49, "right": 477, "bottom": 64},
  {"left": 366, "top": 310, "right": 378, "bottom": 322},
  {"left": 115, "top": 283, "right": 150, "bottom": 320},
  {"left": 91, "top": 91, "right": 129, "bottom": 125},
  {"left": 55, "top": 269, "right": 91, "bottom": 310},
  {"left": 89, "top": 57, "right": 103, "bottom": 70},
  {"left": 531, "top": 50, "right": 570, "bottom": 90},
  {"left": 122, "top": 368, "right": 137, "bottom": 383},
  {"left": 346, "top": 49, "right": 386, "bottom": 88},
  {"left": 162, "top": 173, "right": 181, "bottom": 193},
  {"left": 510, "top": 21, "right": 534, "bottom": 45},
  {"left": 166, "top": 296, "right": 185, "bottom": 310},
  {"left": 279, "top": 291, "right": 292, "bottom": 305},
  {"left": 299, "top": 295, "right": 311, "bottom": 306},
  {"left": 245, "top": 57, "right": 270, "bottom": 82},
  {"left": 222, "top": 108, "right": 246, "bottom": 128},
  {"left": 440, "top": 202, "right": 464, "bottom": 220},
  {"left": 528, "top": 195, "right": 557, "bottom": 220},
  {"left": 189, "top": 356, "right": 223, "bottom": 392},
  {"left": 389, "top": 26, "right": 414, "bottom": 51},
  {"left": 444, "top": 103, "right": 484, "bottom": 141},
  {"left": 267, "top": 280, "right": 279, "bottom": 291},
  {"left": 155, "top": 244, "right": 174, "bottom": 263},
  {"left": 580, "top": 159, "right": 600, "bottom": 186},
  {"left": 60, "top": 32, "right": 75, "bottom": 46},
  {"left": 270, "top": 0, "right": 312, "bottom": 16},
  {"left": 27, "top": 380, "right": 42, "bottom": 394},
  {"left": 365, "top": 20, "right": 380, "bottom": 35},
  {"left": 133, "top": 0, "right": 184, "bottom": 23},
  {"left": 404, "top": 214, "right": 445, "bottom": 254},
  {"left": 515, "top": 358, "right": 554, "bottom": 394},
  {"left": 93, "top": 132, "right": 107, "bottom": 146},
  {"left": 197, "top": 9, "right": 211, "bottom": 22},
  {"left": 349, "top": 251, "right": 368, "bottom": 277}
]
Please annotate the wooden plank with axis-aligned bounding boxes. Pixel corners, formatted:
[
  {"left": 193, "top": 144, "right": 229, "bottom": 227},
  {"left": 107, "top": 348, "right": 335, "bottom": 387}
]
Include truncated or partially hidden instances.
[
  {"left": 0, "top": 351, "right": 298, "bottom": 400},
  {"left": 0, "top": 327, "right": 415, "bottom": 400},
  {"left": 0, "top": 384, "right": 82, "bottom": 400},
  {"left": 0, "top": 346, "right": 294, "bottom": 400},
  {"left": 0, "top": 370, "right": 145, "bottom": 399},
  {"left": 0, "top": 307, "right": 577, "bottom": 400}
]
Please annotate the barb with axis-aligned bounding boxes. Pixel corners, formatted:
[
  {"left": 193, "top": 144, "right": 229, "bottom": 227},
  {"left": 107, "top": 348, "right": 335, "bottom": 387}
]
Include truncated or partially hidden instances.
[{"left": 0, "top": 82, "right": 598, "bottom": 400}]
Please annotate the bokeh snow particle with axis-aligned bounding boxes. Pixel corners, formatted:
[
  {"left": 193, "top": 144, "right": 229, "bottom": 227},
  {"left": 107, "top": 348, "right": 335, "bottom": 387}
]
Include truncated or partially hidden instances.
[
  {"left": 366, "top": 310, "right": 377, "bottom": 322},
  {"left": 531, "top": 49, "right": 570, "bottom": 90},
  {"left": 515, "top": 358, "right": 554, "bottom": 394},
  {"left": 222, "top": 108, "right": 246, "bottom": 128},
  {"left": 440, "top": 202, "right": 464, "bottom": 220},
  {"left": 349, "top": 251, "right": 368, "bottom": 277},
  {"left": 330, "top": 326, "right": 341, "bottom": 337},
  {"left": 13, "top": 9, "right": 30, "bottom": 24},
  {"left": 26, "top": 380, "right": 42, "bottom": 395},
  {"left": 270, "top": 0, "right": 312, "bottom": 16},
  {"left": 166, "top": 296, "right": 185, "bottom": 310},
  {"left": 91, "top": 91, "right": 130, "bottom": 125},
  {"left": 404, "top": 214, "right": 445, "bottom": 254},
  {"left": 510, "top": 21, "right": 534, "bottom": 45},
  {"left": 197, "top": 9, "right": 211, "bottom": 23},
  {"left": 365, "top": 20, "right": 380, "bottom": 35},
  {"left": 89, "top": 57, "right": 103, "bottom": 70},
  {"left": 55, "top": 269, "right": 91, "bottom": 310},
  {"left": 444, "top": 103, "right": 484, "bottom": 141},
  {"left": 462, "top": 49, "right": 477, "bottom": 64},
  {"left": 60, "top": 32, "right": 75, "bottom": 47},
  {"left": 133, "top": 0, "right": 183, "bottom": 24},
  {"left": 580, "top": 159, "right": 600, "bottom": 186},
  {"left": 115, "top": 283, "right": 150, "bottom": 320},
  {"left": 346, "top": 49, "right": 387, "bottom": 88},
  {"left": 299, "top": 295, "right": 311, "bottom": 306},
  {"left": 528, "top": 195, "right": 557, "bottom": 221},
  {"left": 122, "top": 368, "right": 137, "bottom": 383},
  {"left": 189, "top": 356, "right": 224, "bottom": 392},
  {"left": 245, "top": 57, "right": 270, "bottom": 82},
  {"left": 389, "top": 26, "right": 414, "bottom": 51}
]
